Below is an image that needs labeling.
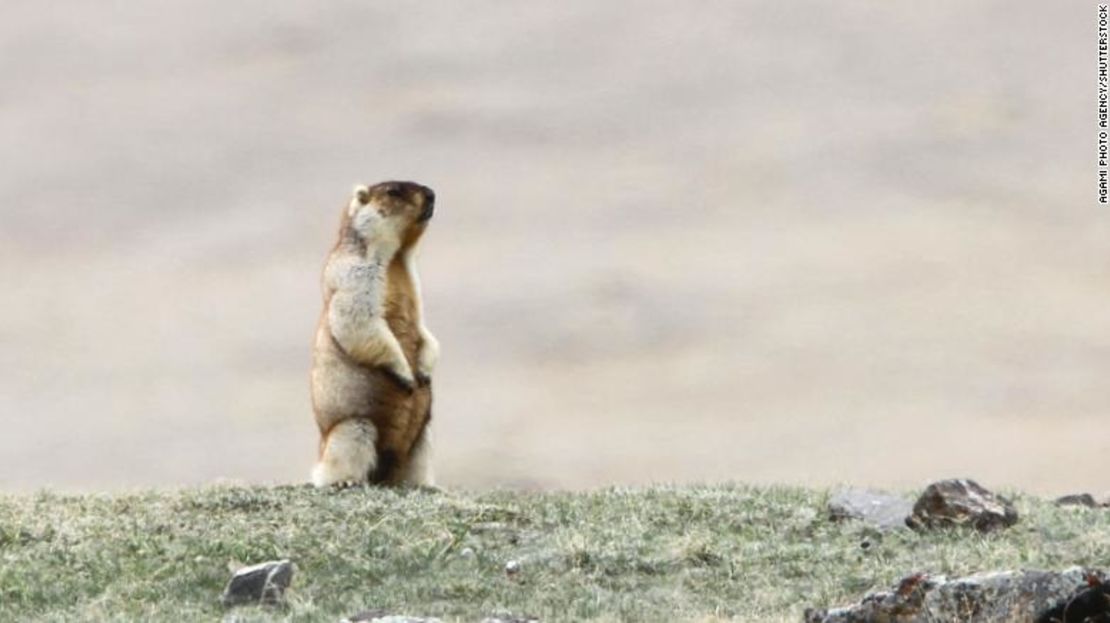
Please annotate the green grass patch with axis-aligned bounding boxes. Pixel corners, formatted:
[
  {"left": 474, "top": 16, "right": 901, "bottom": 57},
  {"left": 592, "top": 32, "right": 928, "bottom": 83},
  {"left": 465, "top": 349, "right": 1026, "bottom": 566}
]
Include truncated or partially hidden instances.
[{"left": 0, "top": 484, "right": 1108, "bottom": 621}]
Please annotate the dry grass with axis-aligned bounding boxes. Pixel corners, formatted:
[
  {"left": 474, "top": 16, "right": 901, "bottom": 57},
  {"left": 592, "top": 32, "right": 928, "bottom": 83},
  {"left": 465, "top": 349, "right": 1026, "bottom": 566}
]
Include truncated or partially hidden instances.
[{"left": 1, "top": 484, "right": 1109, "bottom": 621}]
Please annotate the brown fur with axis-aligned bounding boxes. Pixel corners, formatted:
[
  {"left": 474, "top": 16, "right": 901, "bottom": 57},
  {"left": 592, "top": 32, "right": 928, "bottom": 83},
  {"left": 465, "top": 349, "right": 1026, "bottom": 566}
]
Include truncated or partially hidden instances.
[{"left": 310, "top": 181, "right": 435, "bottom": 485}]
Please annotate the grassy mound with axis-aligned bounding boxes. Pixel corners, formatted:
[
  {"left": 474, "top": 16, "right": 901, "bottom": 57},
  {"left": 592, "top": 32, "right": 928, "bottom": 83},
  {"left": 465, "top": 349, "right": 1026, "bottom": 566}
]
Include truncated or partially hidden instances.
[{"left": 1, "top": 484, "right": 1108, "bottom": 621}]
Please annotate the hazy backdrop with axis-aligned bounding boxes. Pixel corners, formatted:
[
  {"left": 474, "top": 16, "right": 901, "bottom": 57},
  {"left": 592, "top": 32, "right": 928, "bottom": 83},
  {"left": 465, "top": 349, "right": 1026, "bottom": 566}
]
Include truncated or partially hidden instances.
[{"left": 1, "top": 2, "right": 1105, "bottom": 494}]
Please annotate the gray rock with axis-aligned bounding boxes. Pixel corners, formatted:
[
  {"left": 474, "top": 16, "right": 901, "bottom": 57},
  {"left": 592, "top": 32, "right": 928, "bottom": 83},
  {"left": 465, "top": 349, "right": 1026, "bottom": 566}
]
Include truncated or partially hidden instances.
[
  {"left": 341, "top": 613, "right": 442, "bottom": 623},
  {"left": 481, "top": 616, "right": 540, "bottom": 623},
  {"left": 906, "top": 479, "right": 1018, "bottom": 532},
  {"left": 1054, "top": 493, "right": 1099, "bottom": 508},
  {"left": 1036, "top": 576, "right": 1110, "bottom": 622},
  {"left": 220, "top": 559, "right": 294, "bottom": 607},
  {"left": 828, "top": 489, "right": 913, "bottom": 531},
  {"left": 804, "top": 567, "right": 1107, "bottom": 623},
  {"left": 341, "top": 610, "right": 387, "bottom": 622}
]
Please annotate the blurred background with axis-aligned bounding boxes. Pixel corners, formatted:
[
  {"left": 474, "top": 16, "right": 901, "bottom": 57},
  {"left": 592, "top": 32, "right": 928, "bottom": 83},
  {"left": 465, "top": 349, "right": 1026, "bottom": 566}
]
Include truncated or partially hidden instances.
[{"left": 0, "top": 2, "right": 1104, "bottom": 494}]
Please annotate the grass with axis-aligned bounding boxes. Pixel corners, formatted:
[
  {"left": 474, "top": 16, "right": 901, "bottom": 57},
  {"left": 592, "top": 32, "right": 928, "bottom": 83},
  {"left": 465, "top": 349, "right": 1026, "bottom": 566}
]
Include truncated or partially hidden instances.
[{"left": 1, "top": 484, "right": 1109, "bottom": 622}]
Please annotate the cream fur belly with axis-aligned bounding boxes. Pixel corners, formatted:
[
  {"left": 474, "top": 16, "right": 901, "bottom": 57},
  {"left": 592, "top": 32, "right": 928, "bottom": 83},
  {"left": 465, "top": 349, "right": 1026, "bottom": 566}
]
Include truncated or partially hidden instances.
[{"left": 310, "top": 332, "right": 378, "bottom": 426}]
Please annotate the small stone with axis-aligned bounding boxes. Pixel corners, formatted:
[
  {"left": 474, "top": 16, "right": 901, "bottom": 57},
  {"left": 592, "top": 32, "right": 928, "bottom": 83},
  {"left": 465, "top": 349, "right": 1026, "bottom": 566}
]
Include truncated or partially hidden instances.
[
  {"left": 481, "top": 616, "right": 540, "bottom": 623},
  {"left": 906, "top": 478, "right": 1018, "bottom": 532},
  {"left": 221, "top": 559, "right": 294, "bottom": 607},
  {"left": 505, "top": 560, "right": 522, "bottom": 576},
  {"left": 827, "top": 488, "right": 913, "bottom": 531},
  {"left": 1054, "top": 493, "right": 1098, "bottom": 508},
  {"left": 458, "top": 547, "right": 476, "bottom": 559},
  {"left": 341, "top": 613, "right": 442, "bottom": 623},
  {"left": 341, "top": 609, "right": 387, "bottom": 622}
]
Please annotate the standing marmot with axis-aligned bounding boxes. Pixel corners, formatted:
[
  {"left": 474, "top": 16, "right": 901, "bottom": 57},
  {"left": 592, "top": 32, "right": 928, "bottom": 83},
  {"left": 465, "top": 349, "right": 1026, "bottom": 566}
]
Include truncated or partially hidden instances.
[{"left": 310, "top": 180, "right": 439, "bottom": 487}]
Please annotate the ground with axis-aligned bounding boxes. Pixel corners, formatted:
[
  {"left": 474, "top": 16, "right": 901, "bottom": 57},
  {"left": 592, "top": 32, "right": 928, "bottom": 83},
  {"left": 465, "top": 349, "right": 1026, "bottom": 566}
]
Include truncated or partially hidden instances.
[{"left": 1, "top": 485, "right": 1108, "bottom": 622}]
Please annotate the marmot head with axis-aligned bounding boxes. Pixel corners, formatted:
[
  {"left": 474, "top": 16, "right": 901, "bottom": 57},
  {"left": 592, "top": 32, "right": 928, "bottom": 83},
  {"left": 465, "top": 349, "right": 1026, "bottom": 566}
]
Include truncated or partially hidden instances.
[{"left": 346, "top": 180, "right": 436, "bottom": 252}]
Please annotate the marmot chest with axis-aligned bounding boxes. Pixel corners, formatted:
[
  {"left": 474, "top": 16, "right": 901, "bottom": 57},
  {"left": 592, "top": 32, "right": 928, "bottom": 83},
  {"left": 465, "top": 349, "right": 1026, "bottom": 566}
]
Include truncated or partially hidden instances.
[{"left": 383, "top": 263, "right": 421, "bottom": 363}]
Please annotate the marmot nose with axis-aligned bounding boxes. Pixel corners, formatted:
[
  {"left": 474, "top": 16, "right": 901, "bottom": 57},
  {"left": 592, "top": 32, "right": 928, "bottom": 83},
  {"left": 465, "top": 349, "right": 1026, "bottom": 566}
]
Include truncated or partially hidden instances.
[{"left": 422, "top": 187, "right": 435, "bottom": 205}]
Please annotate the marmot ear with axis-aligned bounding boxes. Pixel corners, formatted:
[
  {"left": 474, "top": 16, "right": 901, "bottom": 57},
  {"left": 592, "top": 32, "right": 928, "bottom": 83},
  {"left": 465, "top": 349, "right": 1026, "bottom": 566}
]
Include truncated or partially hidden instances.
[{"left": 353, "top": 185, "right": 371, "bottom": 205}]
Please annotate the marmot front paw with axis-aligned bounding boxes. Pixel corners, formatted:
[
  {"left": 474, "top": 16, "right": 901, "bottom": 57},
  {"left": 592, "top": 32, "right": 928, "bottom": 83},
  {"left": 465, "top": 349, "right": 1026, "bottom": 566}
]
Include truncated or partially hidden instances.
[{"left": 380, "top": 366, "right": 416, "bottom": 394}]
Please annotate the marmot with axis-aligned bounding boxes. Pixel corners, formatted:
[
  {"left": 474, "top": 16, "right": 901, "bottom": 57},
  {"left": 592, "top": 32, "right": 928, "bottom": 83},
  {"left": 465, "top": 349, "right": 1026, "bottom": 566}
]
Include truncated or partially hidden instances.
[{"left": 310, "top": 180, "right": 439, "bottom": 487}]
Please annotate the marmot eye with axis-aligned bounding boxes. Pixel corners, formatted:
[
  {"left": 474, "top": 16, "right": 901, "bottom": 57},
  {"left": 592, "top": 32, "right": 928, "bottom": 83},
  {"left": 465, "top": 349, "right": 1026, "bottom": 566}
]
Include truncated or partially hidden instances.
[{"left": 385, "top": 185, "right": 404, "bottom": 199}]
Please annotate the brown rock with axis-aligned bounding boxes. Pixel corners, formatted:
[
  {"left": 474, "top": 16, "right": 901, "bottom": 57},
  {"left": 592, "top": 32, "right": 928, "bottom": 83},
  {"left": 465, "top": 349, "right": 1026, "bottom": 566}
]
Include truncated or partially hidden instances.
[{"left": 906, "top": 479, "right": 1017, "bottom": 532}]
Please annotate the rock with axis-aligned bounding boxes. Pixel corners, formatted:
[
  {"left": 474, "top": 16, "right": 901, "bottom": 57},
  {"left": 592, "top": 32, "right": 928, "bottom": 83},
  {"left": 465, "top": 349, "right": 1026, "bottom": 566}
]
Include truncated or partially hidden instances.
[
  {"left": 906, "top": 479, "right": 1018, "bottom": 532},
  {"left": 804, "top": 567, "right": 1108, "bottom": 623},
  {"left": 220, "top": 559, "right": 294, "bottom": 607},
  {"left": 341, "top": 613, "right": 442, "bottom": 623},
  {"left": 1054, "top": 493, "right": 1099, "bottom": 508},
  {"left": 341, "top": 610, "right": 387, "bottom": 622},
  {"left": 827, "top": 488, "right": 913, "bottom": 531},
  {"left": 1037, "top": 574, "right": 1110, "bottom": 622},
  {"left": 481, "top": 616, "right": 540, "bottom": 623},
  {"left": 505, "top": 559, "right": 522, "bottom": 577}
]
